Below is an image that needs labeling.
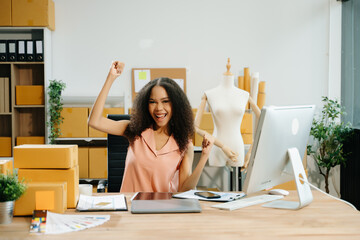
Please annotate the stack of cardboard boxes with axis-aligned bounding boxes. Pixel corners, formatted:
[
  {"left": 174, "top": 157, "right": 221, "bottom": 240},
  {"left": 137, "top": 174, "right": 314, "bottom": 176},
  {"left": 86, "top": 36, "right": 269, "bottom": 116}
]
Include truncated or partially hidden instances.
[
  {"left": 0, "top": 0, "right": 55, "bottom": 30},
  {"left": 13, "top": 145, "right": 79, "bottom": 215},
  {"left": 59, "top": 107, "right": 124, "bottom": 179}
]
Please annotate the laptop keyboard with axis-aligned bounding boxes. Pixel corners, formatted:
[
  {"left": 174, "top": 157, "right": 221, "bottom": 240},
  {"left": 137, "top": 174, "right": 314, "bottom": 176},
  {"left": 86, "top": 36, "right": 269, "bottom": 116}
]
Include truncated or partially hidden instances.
[{"left": 211, "top": 194, "right": 284, "bottom": 211}]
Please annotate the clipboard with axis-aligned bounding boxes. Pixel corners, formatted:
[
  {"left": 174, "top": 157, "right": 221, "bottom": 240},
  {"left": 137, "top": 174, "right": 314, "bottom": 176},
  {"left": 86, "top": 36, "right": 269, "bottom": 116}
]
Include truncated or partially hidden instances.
[
  {"left": 132, "top": 68, "right": 186, "bottom": 101},
  {"left": 76, "top": 194, "right": 128, "bottom": 212}
]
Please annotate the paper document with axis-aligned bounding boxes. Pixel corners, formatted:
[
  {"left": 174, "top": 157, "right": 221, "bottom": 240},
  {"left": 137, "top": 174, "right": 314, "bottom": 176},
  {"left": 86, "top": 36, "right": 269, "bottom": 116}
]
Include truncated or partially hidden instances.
[
  {"left": 173, "top": 190, "right": 246, "bottom": 202},
  {"left": 76, "top": 194, "right": 128, "bottom": 211},
  {"left": 30, "top": 210, "right": 110, "bottom": 235}
]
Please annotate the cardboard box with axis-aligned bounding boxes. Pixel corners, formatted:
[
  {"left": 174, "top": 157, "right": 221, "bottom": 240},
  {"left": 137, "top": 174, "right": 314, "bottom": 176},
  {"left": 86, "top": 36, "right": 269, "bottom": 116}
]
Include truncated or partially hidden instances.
[
  {"left": 59, "top": 107, "right": 89, "bottom": 138},
  {"left": 0, "top": 0, "right": 11, "bottom": 26},
  {"left": 18, "top": 165, "right": 79, "bottom": 208},
  {"left": 88, "top": 107, "right": 124, "bottom": 138},
  {"left": 16, "top": 86, "right": 44, "bottom": 105},
  {"left": 14, "top": 144, "right": 78, "bottom": 169},
  {"left": 12, "top": 0, "right": 55, "bottom": 30},
  {"left": 16, "top": 136, "right": 45, "bottom": 146},
  {"left": 0, "top": 159, "right": 13, "bottom": 174},
  {"left": 0, "top": 137, "right": 11, "bottom": 157},
  {"left": 89, "top": 147, "right": 107, "bottom": 179},
  {"left": 14, "top": 182, "right": 67, "bottom": 216},
  {"left": 78, "top": 147, "right": 89, "bottom": 179}
]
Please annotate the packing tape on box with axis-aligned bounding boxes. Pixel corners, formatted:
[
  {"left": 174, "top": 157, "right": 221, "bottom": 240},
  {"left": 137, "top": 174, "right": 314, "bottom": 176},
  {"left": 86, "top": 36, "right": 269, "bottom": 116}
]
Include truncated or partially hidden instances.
[{"left": 79, "top": 184, "right": 92, "bottom": 196}]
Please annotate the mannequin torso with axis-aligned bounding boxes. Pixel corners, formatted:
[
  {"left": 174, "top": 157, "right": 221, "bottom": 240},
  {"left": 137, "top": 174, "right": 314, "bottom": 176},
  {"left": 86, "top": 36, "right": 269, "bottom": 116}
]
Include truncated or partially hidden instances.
[{"left": 205, "top": 75, "right": 249, "bottom": 167}]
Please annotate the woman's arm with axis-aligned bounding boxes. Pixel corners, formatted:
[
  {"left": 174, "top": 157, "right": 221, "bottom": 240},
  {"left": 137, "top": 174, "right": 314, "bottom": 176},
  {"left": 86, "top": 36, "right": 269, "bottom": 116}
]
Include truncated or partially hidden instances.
[
  {"left": 88, "top": 61, "right": 129, "bottom": 136},
  {"left": 178, "top": 134, "right": 214, "bottom": 192},
  {"left": 194, "top": 94, "right": 239, "bottom": 162}
]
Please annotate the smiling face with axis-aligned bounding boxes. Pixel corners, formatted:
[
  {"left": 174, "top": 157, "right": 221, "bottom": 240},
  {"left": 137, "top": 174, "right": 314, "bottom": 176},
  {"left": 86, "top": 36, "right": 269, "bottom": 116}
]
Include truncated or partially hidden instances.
[{"left": 148, "top": 85, "right": 173, "bottom": 131}]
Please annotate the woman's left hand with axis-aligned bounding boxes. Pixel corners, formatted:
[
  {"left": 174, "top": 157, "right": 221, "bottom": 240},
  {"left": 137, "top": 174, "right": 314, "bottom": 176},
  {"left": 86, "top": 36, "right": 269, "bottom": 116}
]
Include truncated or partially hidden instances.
[{"left": 201, "top": 133, "right": 215, "bottom": 156}]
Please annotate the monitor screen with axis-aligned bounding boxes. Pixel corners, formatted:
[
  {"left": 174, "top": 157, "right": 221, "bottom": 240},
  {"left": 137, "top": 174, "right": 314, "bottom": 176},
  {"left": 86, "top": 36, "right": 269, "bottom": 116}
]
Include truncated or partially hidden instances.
[{"left": 243, "top": 105, "right": 315, "bottom": 209}]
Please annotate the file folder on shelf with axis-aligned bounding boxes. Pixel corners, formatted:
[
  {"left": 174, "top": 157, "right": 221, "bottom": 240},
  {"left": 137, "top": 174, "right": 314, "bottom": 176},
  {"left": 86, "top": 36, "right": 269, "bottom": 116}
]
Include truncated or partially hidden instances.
[
  {"left": 0, "top": 40, "right": 7, "bottom": 62},
  {"left": 35, "top": 40, "right": 43, "bottom": 62},
  {"left": 26, "top": 40, "right": 34, "bottom": 61},
  {"left": 17, "top": 40, "right": 26, "bottom": 62},
  {"left": 7, "top": 40, "right": 16, "bottom": 62}
]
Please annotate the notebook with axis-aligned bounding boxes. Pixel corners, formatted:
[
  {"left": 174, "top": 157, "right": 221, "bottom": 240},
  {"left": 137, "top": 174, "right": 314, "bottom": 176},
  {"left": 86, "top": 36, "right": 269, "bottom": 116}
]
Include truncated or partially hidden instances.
[{"left": 130, "top": 192, "right": 202, "bottom": 214}]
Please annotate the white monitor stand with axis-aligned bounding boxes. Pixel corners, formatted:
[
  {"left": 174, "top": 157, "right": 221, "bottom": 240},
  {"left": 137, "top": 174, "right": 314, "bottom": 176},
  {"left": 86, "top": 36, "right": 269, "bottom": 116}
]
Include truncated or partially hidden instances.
[{"left": 262, "top": 147, "right": 313, "bottom": 210}]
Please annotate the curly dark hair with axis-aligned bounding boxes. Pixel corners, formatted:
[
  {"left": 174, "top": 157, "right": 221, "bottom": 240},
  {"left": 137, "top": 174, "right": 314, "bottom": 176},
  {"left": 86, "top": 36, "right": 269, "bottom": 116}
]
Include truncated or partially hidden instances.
[{"left": 125, "top": 77, "right": 194, "bottom": 153}]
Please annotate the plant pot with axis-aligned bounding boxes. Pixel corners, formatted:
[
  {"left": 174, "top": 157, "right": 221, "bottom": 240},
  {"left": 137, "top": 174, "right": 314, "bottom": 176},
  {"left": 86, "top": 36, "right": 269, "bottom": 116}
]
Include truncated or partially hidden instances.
[{"left": 0, "top": 201, "right": 15, "bottom": 224}]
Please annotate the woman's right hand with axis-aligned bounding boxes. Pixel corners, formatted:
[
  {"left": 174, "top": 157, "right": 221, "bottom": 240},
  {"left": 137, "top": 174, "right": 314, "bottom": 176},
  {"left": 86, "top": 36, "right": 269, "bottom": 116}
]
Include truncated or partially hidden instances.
[{"left": 108, "top": 61, "right": 125, "bottom": 80}]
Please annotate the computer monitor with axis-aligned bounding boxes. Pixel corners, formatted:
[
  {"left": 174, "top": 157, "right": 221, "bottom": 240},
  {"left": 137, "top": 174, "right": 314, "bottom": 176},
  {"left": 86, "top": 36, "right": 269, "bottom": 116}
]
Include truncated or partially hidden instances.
[{"left": 243, "top": 105, "right": 315, "bottom": 210}]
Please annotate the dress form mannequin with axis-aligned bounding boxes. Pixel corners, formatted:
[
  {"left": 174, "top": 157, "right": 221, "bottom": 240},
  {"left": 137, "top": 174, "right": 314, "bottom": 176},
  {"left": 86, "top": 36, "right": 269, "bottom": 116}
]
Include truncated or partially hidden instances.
[{"left": 195, "top": 59, "right": 260, "bottom": 167}]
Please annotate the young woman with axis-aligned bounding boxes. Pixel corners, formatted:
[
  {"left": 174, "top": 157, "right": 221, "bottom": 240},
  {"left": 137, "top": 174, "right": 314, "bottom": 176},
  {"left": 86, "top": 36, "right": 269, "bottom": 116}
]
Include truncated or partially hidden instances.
[{"left": 88, "top": 61, "right": 214, "bottom": 192}]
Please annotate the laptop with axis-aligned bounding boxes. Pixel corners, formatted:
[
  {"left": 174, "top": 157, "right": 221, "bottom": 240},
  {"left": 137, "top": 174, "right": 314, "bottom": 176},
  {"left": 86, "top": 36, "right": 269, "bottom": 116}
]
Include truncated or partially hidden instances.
[{"left": 131, "top": 192, "right": 202, "bottom": 214}]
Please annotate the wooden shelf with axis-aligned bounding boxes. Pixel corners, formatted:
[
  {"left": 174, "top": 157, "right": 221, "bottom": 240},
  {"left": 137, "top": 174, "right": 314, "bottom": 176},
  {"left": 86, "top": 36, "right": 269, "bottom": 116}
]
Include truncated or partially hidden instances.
[{"left": 0, "top": 27, "right": 51, "bottom": 156}]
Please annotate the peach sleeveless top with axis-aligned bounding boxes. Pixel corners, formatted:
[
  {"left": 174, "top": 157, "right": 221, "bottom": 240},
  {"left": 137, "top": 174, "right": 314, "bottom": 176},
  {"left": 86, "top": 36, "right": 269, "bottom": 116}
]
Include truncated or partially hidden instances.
[{"left": 120, "top": 128, "right": 183, "bottom": 193}]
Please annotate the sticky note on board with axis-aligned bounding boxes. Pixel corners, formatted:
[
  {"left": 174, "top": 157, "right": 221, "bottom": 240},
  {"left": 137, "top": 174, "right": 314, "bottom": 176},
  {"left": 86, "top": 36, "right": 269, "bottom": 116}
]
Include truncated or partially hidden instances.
[
  {"left": 35, "top": 191, "right": 55, "bottom": 210},
  {"left": 139, "top": 71, "right": 147, "bottom": 80}
]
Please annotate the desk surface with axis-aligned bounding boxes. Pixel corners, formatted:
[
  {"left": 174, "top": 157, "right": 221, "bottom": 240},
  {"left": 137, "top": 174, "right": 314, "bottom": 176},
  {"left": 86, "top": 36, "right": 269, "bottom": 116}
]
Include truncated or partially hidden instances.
[{"left": 1, "top": 190, "right": 359, "bottom": 240}]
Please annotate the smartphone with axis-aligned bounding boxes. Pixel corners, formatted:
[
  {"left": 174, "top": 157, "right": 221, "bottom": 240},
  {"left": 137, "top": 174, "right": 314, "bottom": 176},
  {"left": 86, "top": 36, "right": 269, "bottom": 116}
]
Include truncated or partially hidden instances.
[{"left": 194, "top": 191, "right": 221, "bottom": 199}]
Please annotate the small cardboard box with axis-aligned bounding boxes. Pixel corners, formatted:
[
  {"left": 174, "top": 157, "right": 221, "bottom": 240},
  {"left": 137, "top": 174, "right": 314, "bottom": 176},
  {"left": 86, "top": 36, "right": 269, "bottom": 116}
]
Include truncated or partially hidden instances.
[
  {"left": 18, "top": 165, "right": 79, "bottom": 208},
  {"left": 78, "top": 147, "right": 89, "bottom": 179},
  {"left": 89, "top": 147, "right": 107, "bottom": 179},
  {"left": 14, "top": 182, "right": 67, "bottom": 216},
  {"left": 88, "top": 107, "right": 125, "bottom": 138},
  {"left": 0, "top": 137, "right": 11, "bottom": 157},
  {"left": 16, "top": 86, "right": 44, "bottom": 105},
  {"left": 0, "top": 0, "right": 11, "bottom": 26},
  {"left": 0, "top": 159, "right": 13, "bottom": 174},
  {"left": 59, "top": 107, "right": 89, "bottom": 138},
  {"left": 16, "top": 136, "right": 45, "bottom": 146},
  {"left": 12, "top": 0, "right": 55, "bottom": 30},
  {"left": 14, "top": 144, "right": 78, "bottom": 169}
]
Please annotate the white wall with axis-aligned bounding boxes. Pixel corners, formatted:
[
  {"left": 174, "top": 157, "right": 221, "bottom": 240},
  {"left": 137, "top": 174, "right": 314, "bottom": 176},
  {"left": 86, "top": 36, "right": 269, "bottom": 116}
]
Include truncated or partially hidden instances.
[
  {"left": 51, "top": 0, "right": 343, "bottom": 195},
  {"left": 52, "top": 0, "right": 340, "bottom": 108}
]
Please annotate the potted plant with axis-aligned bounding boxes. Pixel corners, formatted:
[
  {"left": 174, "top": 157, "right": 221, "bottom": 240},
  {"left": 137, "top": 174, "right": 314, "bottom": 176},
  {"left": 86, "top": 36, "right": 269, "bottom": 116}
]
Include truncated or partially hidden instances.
[
  {"left": 0, "top": 173, "right": 27, "bottom": 224},
  {"left": 307, "top": 96, "right": 353, "bottom": 193},
  {"left": 47, "top": 79, "right": 66, "bottom": 144}
]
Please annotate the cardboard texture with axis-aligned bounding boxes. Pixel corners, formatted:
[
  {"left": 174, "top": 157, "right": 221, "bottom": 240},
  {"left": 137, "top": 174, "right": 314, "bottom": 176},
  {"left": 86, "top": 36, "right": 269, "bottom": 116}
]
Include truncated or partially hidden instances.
[
  {"left": 89, "top": 147, "right": 107, "bottom": 179},
  {"left": 59, "top": 107, "right": 89, "bottom": 138},
  {"left": 16, "top": 136, "right": 45, "bottom": 146},
  {"left": 12, "top": 0, "right": 55, "bottom": 30},
  {"left": 78, "top": 147, "right": 89, "bottom": 179},
  {"left": 0, "top": 137, "right": 11, "bottom": 157},
  {"left": 18, "top": 165, "right": 79, "bottom": 208},
  {"left": 88, "top": 107, "right": 125, "bottom": 137},
  {"left": 14, "top": 182, "right": 67, "bottom": 216},
  {"left": 14, "top": 144, "right": 78, "bottom": 169},
  {"left": 16, "top": 86, "right": 44, "bottom": 105},
  {"left": 0, "top": 0, "right": 11, "bottom": 26},
  {"left": 0, "top": 159, "right": 13, "bottom": 174}
]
